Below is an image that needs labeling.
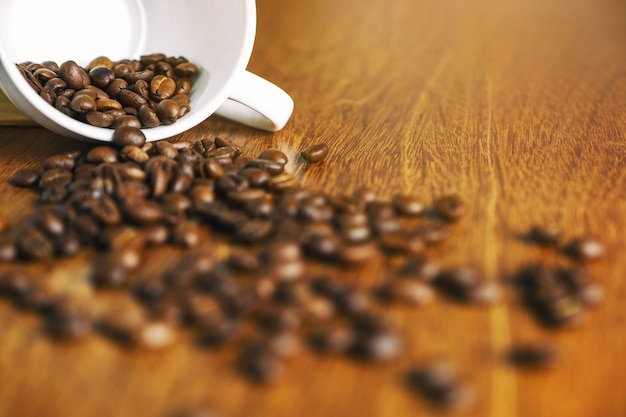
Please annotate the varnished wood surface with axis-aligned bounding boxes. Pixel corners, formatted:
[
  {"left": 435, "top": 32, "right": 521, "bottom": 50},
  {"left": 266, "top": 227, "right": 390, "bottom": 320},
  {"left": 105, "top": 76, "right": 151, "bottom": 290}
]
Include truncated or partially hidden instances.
[{"left": 1, "top": 0, "right": 626, "bottom": 416}]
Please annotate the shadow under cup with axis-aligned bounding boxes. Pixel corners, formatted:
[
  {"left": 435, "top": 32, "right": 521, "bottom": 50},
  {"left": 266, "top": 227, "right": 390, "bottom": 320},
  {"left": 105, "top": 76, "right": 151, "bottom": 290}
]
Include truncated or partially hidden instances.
[{"left": 0, "top": 0, "right": 257, "bottom": 142}]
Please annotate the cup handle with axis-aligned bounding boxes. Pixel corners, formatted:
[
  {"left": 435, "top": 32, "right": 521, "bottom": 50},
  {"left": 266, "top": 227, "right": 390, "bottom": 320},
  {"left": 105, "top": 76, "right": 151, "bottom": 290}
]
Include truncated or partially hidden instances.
[{"left": 214, "top": 70, "right": 294, "bottom": 131}]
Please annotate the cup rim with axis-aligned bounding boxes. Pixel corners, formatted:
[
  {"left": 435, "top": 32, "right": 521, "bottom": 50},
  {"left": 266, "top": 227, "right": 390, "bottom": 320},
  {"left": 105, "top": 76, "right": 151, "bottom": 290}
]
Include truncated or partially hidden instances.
[{"left": 0, "top": 0, "right": 257, "bottom": 143}]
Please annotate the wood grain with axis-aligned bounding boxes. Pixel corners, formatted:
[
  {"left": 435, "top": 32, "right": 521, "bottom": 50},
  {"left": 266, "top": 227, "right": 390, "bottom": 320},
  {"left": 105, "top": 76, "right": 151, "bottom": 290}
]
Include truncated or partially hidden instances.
[
  {"left": 1, "top": 0, "right": 626, "bottom": 416},
  {"left": 0, "top": 90, "right": 36, "bottom": 126}
]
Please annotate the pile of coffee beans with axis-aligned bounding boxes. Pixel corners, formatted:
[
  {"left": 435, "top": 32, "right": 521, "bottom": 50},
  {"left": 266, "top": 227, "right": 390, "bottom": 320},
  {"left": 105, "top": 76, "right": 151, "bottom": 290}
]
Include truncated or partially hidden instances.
[
  {"left": 16, "top": 53, "right": 197, "bottom": 143},
  {"left": 0, "top": 136, "right": 607, "bottom": 411},
  {"left": 513, "top": 227, "right": 605, "bottom": 329}
]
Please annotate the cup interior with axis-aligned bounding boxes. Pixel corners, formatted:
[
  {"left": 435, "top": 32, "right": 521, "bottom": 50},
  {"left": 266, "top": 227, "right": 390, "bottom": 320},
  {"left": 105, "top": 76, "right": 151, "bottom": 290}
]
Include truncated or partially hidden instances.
[{"left": 0, "top": 0, "right": 256, "bottom": 142}]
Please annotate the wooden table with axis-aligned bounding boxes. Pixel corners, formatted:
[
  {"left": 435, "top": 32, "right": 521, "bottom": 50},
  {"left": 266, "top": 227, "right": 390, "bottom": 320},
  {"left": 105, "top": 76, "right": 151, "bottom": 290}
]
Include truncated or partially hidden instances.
[{"left": 1, "top": 0, "right": 625, "bottom": 416}]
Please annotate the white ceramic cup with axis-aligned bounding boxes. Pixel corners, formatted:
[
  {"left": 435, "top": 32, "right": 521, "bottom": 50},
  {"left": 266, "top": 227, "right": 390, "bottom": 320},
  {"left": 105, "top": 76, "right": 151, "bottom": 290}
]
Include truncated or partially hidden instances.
[{"left": 0, "top": 0, "right": 294, "bottom": 142}]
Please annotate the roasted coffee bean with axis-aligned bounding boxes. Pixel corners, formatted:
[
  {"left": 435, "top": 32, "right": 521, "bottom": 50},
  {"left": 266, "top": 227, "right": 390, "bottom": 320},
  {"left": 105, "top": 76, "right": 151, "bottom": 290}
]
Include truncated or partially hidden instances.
[
  {"left": 96, "top": 98, "right": 123, "bottom": 112},
  {"left": 150, "top": 75, "right": 176, "bottom": 100},
  {"left": 0, "top": 236, "right": 17, "bottom": 261},
  {"left": 112, "top": 114, "right": 142, "bottom": 130},
  {"left": 55, "top": 233, "right": 82, "bottom": 257},
  {"left": 10, "top": 168, "right": 40, "bottom": 187},
  {"left": 348, "top": 329, "right": 401, "bottom": 362},
  {"left": 527, "top": 224, "right": 563, "bottom": 246},
  {"left": 374, "top": 279, "right": 435, "bottom": 306},
  {"left": 338, "top": 241, "right": 379, "bottom": 265},
  {"left": 132, "top": 320, "right": 177, "bottom": 349},
  {"left": 234, "top": 219, "right": 274, "bottom": 243},
  {"left": 38, "top": 167, "right": 73, "bottom": 188},
  {"left": 537, "top": 294, "right": 585, "bottom": 327},
  {"left": 85, "top": 110, "right": 115, "bottom": 127},
  {"left": 91, "top": 255, "right": 132, "bottom": 288},
  {"left": 434, "top": 194, "right": 466, "bottom": 222},
  {"left": 259, "top": 149, "right": 288, "bottom": 165},
  {"left": 119, "top": 145, "right": 150, "bottom": 164},
  {"left": 44, "top": 77, "right": 67, "bottom": 94},
  {"left": 46, "top": 296, "right": 93, "bottom": 341},
  {"left": 33, "top": 68, "right": 58, "bottom": 85},
  {"left": 171, "top": 221, "right": 202, "bottom": 248},
  {"left": 308, "top": 325, "right": 354, "bottom": 355},
  {"left": 412, "top": 220, "right": 450, "bottom": 245},
  {"left": 31, "top": 206, "right": 65, "bottom": 237},
  {"left": 122, "top": 69, "right": 154, "bottom": 85},
  {"left": 113, "top": 126, "right": 147, "bottom": 148},
  {"left": 155, "top": 140, "right": 178, "bottom": 159},
  {"left": 55, "top": 95, "right": 77, "bottom": 117},
  {"left": 174, "top": 62, "right": 198, "bottom": 77},
  {"left": 52, "top": 150, "right": 82, "bottom": 165},
  {"left": 58, "top": 60, "right": 90, "bottom": 90},
  {"left": 507, "top": 344, "right": 558, "bottom": 369},
  {"left": 392, "top": 194, "right": 425, "bottom": 217},
  {"left": 89, "top": 66, "right": 115, "bottom": 88},
  {"left": 15, "top": 225, "right": 54, "bottom": 260},
  {"left": 405, "top": 363, "right": 474, "bottom": 411},
  {"left": 86, "top": 146, "right": 118, "bottom": 164},
  {"left": 395, "top": 257, "right": 440, "bottom": 282},
  {"left": 88, "top": 56, "right": 115, "bottom": 70},
  {"left": 301, "top": 143, "right": 329, "bottom": 163},
  {"left": 564, "top": 237, "right": 606, "bottom": 263},
  {"left": 39, "top": 86, "right": 57, "bottom": 105},
  {"left": 434, "top": 267, "right": 486, "bottom": 302},
  {"left": 99, "top": 298, "right": 146, "bottom": 342},
  {"left": 0, "top": 270, "right": 30, "bottom": 299},
  {"left": 244, "top": 158, "right": 285, "bottom": 176},
  {"left": 269, "top": 173, "right": 299, "bottom": 193},
  {"left": 155, "top": 99, "right": 181, "bottom": 124},
  {"left": 237, "top": 340, "right": 284, "bottom": 383},
  {"left": 379, "top": 231, "right": 425, "bottom": 254}
]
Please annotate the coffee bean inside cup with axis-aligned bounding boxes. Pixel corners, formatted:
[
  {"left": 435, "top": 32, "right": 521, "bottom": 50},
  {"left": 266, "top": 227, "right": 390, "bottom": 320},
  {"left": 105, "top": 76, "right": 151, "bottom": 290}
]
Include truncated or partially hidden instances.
[{"left": 17, "top": 53, "right": 198, "bottom": 144}]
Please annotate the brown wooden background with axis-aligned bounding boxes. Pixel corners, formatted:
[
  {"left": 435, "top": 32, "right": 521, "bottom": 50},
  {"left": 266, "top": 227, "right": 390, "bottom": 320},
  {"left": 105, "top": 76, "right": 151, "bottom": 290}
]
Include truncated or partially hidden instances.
[{"left": 1, "top": 0, "right": 626, "bottom": 416}]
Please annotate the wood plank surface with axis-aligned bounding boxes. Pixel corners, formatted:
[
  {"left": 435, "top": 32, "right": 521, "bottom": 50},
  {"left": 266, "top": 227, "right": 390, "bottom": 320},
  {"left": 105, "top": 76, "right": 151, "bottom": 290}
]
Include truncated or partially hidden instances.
[
  {"left": 0, "top": 90, "right": 36, "bottom": 126},
  {"left": 1, "top": 0, "right": 626, "bottom": 416}
]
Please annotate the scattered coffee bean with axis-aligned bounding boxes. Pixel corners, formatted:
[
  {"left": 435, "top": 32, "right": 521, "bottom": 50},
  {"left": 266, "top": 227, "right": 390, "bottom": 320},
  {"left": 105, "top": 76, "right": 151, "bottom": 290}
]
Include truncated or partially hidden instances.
[
  {"left": 507, "top": 344, "right": 558, "bottom": 369},
  {"left": 564, "top": 237, "right": 606, "bottom": 263},
  {"left": 300, "top": 143, "right": 329, "bottom": 163},
  {"left": 10, "top": 168, "right": 40, "bottom": 187},
  {"left": 527, "top": 224, "right": 562, "bottom": 246},
  {"left": 0, "top": 132, "right": 609, "bottom": 407},
  {"left": 113, "top": 126, "right": 147, "bottom": 147},
  {"left": 433, "top": 194, "right": 466, "bottom": 222},
  {"left": 406, "top": 362, "right": 474, "bottom": 411}
]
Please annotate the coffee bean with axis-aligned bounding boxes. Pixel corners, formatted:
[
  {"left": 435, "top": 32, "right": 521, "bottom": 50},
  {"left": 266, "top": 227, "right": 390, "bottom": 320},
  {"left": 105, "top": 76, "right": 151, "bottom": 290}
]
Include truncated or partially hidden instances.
[
  {"left": 392, "top": 194, "right": 424, "bottom": 217},
  {"left": 434, "top": 194, "right": 466, "bottom": 222},
  {"left": 375, "top": 279, "right": 435, "bottom": 306},
  {"left": 237, "top": 340, "right": 284, "bottom": 383},
  {"left": 508, "top": 344, "right": 558, "bottom": 369},
  {"left": 86, "top": 146, "right": 118, "bottom": 164},
  {"left": 301, "top": 143, "right": 329, "bottom": 163},
  {"left": 46, "top": 295, "right": 93, "bottom": 341},
  {"left": 11, "top": 169, "right": 40, "bottom": 187},
  {"left": 155, "top": 99, "right": 181, "bottom": 125},
  {"left": 15, "top": 225, "right": 54, "bottom": 260},
  {"left": 58, "top": 60, "right": 90, "bottom": 90},
  {"left": 132, "top": 320, "right": 177, "bottom": 349},
  {"left": 348, "top": 330, "right": 401, "bottom": 362},
  {"left": 119, "top": 145, "right": 150, "bottom": 164},
  {"left": 259, "top": 149, "right": 288, "bottom": 165},
  {"left": 0, "top": 236, "right": 17, "bottom": 261},
  {"left": 527, "top": 224, "right": 563, "bottom": 246},
  {"left": 434, "top": 267, "right": 485, "bottom": 302},
  {"left": 405, "top": 363, "right": 474, "bottom": 411},
  {"left": 113, "top": 126, "right": 147, "bottom": 147},
  {"left": 308, "top": 325, "right": 354, "bottom": 355},
  {"left": 564, "top": 237, "right": 606, "bottom": 263}
]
